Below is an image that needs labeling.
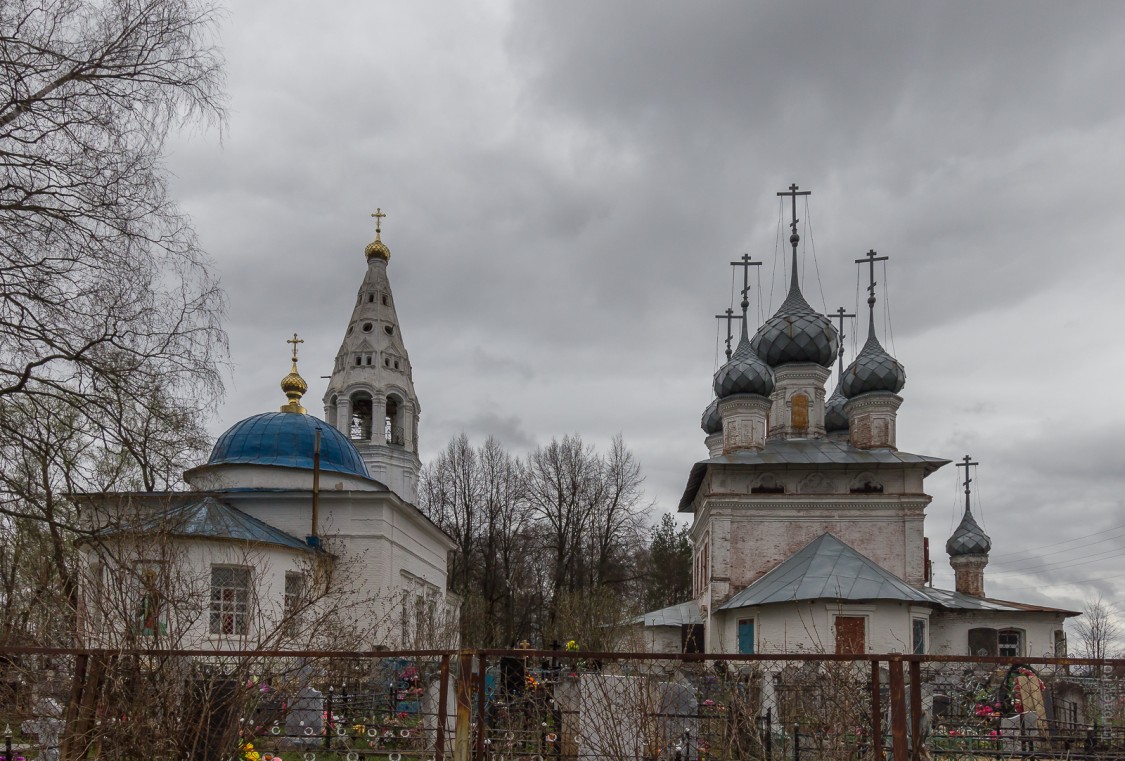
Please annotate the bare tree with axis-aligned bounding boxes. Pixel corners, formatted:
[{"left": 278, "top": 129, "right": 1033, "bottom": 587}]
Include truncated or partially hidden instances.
[
  {"left": 1072, "top": 597, "right": 1120, "bottom": 660},
  {"left": 0, "top": 0, "right": 228, "bottom": 645}
]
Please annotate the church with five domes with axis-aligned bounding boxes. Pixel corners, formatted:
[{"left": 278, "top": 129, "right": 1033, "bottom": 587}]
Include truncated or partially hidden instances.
[{"left": 633, "top": 185, "right": 1076, "bottom": 658}]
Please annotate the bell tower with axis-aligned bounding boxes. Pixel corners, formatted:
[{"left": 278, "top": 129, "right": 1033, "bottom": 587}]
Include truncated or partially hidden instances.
[{"left": 322, "top": 209, "right": 422, "bottom": 502}]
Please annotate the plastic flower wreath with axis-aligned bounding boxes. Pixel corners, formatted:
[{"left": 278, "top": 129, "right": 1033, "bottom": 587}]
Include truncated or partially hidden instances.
[
  {"left": 565, "top": 639, "right": 578, "bottom": 652},
  {"left": 240, "top": 742, "right": 261, "bottom": 761}
]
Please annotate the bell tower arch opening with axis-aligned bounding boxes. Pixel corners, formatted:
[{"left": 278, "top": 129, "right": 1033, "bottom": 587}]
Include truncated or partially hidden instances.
[
  {"left": 385, "top": 394, "right": 405, "bottom": 446},
  {"left": 350, "top": 391, "right": 373, "bottom": 441}
]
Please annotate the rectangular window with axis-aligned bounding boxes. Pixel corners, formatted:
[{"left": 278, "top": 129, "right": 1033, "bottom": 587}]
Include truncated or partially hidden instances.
[
  {"left": 210, "top": 566, "right": 251, "bottom": 636},
  {"left": 738, "top": 619, "right": 755, "bottom": 654},
  {"left": 999, "top": 629, "right": 1023, "bottom": 657},
  {"left": 835, "top": 616, "right": 866, "bottom": 655},
  {"left": 135, "top": 565, "right": 165, "bottom": 637},
  {"left": 912, "top": 618, "right": 926, "bottom": 654},
  {"left": 284, "top": 572, "right": 304, "bottom": 617}
]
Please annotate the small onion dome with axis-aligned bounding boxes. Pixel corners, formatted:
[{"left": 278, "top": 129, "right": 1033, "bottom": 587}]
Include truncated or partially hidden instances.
[
  {"left": 824, "top": 381, "right": 848, "bottom": 433},
  {"left": 841, "top": 331, "right": 906, "bottom": 398},
  {"left": 701, "top": 398, "right": 722, "bottom": 435},
  {"left": 365, "top": 234, "right": 391, "bottom": 261},
  {"left": 280, "top": 361, "right": 308, "bottom": 414},
  {"left": 750, "top": 284, "right": 838, "bottom": 368},
  {"left": 946, "top": 509, "right": 992, "bottom": 557},
  {"left": 714, "top": 333, "right": 775, "bottom": 399}
]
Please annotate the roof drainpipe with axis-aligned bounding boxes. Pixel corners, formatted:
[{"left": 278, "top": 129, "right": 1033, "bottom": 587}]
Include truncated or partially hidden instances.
[{"left": 307, "top": 427, "right": 321, "bottom": 549}]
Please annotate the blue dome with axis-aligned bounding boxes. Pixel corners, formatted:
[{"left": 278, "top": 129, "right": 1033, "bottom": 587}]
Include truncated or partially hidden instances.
[{"left": 208, "top": 412, "right": 369, "bottom": 478}]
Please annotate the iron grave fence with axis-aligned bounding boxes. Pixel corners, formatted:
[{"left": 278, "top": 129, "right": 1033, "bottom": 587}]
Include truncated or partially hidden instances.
[{"left": 1, "top": 646, "right": 1124, "bottom": 760}]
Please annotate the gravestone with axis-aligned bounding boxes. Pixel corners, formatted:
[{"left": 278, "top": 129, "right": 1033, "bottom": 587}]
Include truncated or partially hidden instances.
[
  {"left": 284, "top": 685, "right": 324, "bottom": 747},
  {"left": 21, "top": 697, "right": 63, "bottom": 761},
  {"left": 1000, "top": 711, "right": 1038, "bottom": 754}
]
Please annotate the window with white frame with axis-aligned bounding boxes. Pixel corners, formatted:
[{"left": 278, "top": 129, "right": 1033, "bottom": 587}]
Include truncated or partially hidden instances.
[
  {"left": 210, "top": 566, "right": 251, "bottom": 636},
  {"left": 998, "top": 628, "right": 1023, "bottom": 657}
]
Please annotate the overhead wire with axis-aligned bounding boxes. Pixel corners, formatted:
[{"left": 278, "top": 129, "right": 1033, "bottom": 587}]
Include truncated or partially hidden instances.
[
  {"left": 770, "top": 198, "right": 783, "bottom": 313},
  {"left": 989, "top": 530, "right": 1125, "bottom": 567},
  {"left": 882, "top": 259, "right": 897, "bottom": 356},
  {"left": 804, "top": 197, "right": 829, "bottom": 313},
  {"left": 991, "top": 523, "right": 1125, "bottom": 560}
]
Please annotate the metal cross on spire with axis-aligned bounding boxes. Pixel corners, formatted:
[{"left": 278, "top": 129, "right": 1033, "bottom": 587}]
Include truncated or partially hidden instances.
[
  {"left": 287, "top": 332, "right": 304, "bottom": 363},
  {"left": 956, "top": 454, "right": 979, "bottom": 514},
  {"left": 854, "top": 248, "right": 889, "bottom": 338},
  {"left": 831, "top": 306, "right": 856, "bottom": 376},
  {"left": 370, "top": 207, "right": 386, "bottom": 235},
  {"left": 729, "top": 253, "right": 762, "bottom": 314},
  {"left": 715, "top": 307, "right": 741, "bottom": 360},
  {"left": 777, "top": 183, "right": 811, "bottom": 289}
]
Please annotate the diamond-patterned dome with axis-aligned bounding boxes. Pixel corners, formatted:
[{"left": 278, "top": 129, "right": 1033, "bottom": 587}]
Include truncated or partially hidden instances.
[
  {"left": 751, "top": 284, "right": 838, "bottom": 368},
  {"left": 946, "top": 509, "right": 991, "bottom": 557},
  {"left": 825, "top": 381, "right": 849, "bottom": 433},
  {"left": 841, "top": 331, "right": 906, "bottom": 398},
  {"left": 701, "top": 398, "right": 722, "bottom": 435},
  {"left": 714, "top": 333, "right": 775, "bottom": 399}
]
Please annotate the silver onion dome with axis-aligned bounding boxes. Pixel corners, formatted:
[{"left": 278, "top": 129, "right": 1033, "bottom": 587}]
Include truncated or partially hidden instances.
[
  {"left": 714, "top": 333, "right": 775, "bottom": 399},
  {"left": 701, "top": 398, "right": 722, "bottom": 435},
  {"left": 841, "top": 332, "right": 906, "bottom": 398},
  {"left": 824, "top": 382, "right": 849, "bottom": 433},
  {"left": 750, "top": 284, "right": 838, "bottom": 368},
  {"left": 946, "top": 509, "right": 992, "bottom": 557}
]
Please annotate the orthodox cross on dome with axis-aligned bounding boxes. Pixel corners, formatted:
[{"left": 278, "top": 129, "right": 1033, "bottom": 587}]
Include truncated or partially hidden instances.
[
  {"left": 777, "top": 183, "right": 811, "bottom": 287},
  {"left": 956, "top": 454, "right": 979, "bottom": 513},
  {"left": 831, "top": 306, "right": 856, "bottom": 375},
  {"left": 729, "top": 252, "right": 762, "bottom": 320},
  {"left": 370, "top": 207, "right": 386, "bottom": 236},
  {"left": 715, "top": 307, "right": 742, "bottom": 360},
  {"left": 287, "top": 332, "right": 304, "bottom": 363},
  {"left": 854, "top": 248, "right": 889, "bottom": 337}
]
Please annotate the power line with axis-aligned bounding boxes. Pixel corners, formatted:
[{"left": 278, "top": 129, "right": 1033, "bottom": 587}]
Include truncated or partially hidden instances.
[{"left": 990, "top": 523, "right": 1125, "bottom": 559}]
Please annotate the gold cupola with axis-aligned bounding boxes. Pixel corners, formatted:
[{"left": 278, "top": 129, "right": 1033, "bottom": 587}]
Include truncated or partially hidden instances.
[
  {"left": 364, "top": 207, "right": 391, "bottom": 261},
  {"left": 280, "top": 333, "right": 308, "bottom": 413}
]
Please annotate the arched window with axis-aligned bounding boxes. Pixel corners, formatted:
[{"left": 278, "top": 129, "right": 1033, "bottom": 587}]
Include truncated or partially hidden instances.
[
  {"left": 385, "top": 394, "right": 405, "bottom": 445},
  {"left": 350, "top": 392, "right": 373, "bottom": 440}
]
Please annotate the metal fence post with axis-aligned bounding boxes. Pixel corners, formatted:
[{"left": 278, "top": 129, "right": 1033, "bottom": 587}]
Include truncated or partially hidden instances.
[
  {"left": 908, "top": 659, "right": 922, "bottom": 761},
  {"left": 436, "top": 653, "right": 450, "bottom": 761},
  {"left": 871, "top": 659, "right": 882, "bottom": 760},
  {"left": 888, "top": 658, "right": 908, "bottom": 761},
  {"left": 454, "top": 651, "right": 473, "bottom": 761},
  {"left": 475, "top": 654, "right": 488, "bottom": 760}
]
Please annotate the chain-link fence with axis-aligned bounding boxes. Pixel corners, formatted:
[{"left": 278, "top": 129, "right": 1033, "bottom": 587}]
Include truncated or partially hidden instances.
[{"left": 3, "top": 647, "right": 1125, "bottom": 760}]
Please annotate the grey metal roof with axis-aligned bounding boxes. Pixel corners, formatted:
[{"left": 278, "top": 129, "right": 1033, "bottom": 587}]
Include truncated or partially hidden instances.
[
  {"left": 96, "top": 496, "right": 312, "bottom": 551},
  {"left": 678, "top": 439, "right": 950, "bottom": 511},
  {"left": 922, "top": 587, "right": 1079, "bottom": 616},
  {"left": 630, "top": 600, "right": 704, "bottom": 628},
  {"left": 719, "top": 533, "right": 934, "bottom": 610},
  {"left": 946, "top": 507, "right": 992, "bottom": 557}
]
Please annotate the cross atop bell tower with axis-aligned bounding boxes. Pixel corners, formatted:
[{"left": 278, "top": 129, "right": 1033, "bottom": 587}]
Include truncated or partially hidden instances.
[{"left": 323, "top": 210, "right": 422, "bottom": 502}]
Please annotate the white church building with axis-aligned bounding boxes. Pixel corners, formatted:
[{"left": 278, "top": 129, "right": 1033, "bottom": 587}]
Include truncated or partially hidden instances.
[
  {"left": 634, "top": 185, "right": 1076, "bottom": 658},
  {"left": 78, "top": 215, "right": 456, "bottom": 650}
]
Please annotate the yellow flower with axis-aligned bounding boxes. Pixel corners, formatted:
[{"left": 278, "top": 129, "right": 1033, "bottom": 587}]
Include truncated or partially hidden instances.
[{"left": 565, "top": 639, "right": 578, "bottom": 652}]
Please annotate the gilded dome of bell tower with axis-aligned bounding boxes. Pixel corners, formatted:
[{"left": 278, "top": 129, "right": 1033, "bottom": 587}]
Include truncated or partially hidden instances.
[{"left": 280, "top": 333, "right": 308, "bottom": 413}]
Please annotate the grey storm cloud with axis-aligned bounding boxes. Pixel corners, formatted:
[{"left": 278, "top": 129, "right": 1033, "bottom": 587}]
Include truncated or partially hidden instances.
[{"left": 167, "top": 1, "right": 1125, "bottom": 623}]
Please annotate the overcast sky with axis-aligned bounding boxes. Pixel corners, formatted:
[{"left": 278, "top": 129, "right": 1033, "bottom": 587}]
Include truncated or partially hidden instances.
[{"left": 167, "top": 1, "right": 1125, "bottom": 636}]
